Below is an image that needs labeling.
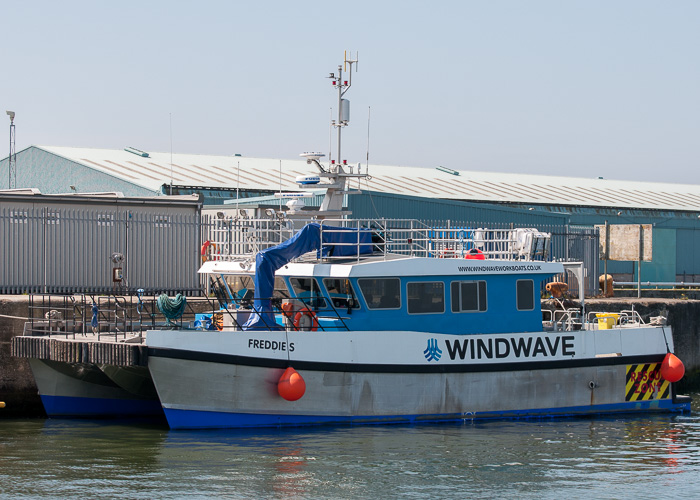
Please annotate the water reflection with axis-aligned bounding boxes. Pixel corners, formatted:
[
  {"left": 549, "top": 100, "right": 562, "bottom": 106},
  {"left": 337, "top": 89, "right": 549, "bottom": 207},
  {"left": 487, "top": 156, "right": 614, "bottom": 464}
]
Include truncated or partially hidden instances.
[{"left": 0, "top": 397, "right": 698, "bottom": 499}]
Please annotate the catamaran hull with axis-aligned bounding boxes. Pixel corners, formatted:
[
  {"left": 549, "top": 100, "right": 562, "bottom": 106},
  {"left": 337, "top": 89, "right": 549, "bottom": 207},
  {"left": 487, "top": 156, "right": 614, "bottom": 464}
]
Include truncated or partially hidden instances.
[
  {"left": 29, "top": 359, "right": 163, "bottom": 418},
  {"left": 146, "top": 329, "right": 690, "bottom": 429}
]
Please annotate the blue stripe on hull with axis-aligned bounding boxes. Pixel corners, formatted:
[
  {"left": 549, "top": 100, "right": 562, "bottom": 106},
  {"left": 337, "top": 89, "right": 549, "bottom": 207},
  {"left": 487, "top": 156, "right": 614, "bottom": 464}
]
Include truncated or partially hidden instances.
[
  {"left": 163, "top": 399, "right": 691, "bottom": 430},
  {"left": 41, "top": 395, "right": 164, "bottom": 418}
]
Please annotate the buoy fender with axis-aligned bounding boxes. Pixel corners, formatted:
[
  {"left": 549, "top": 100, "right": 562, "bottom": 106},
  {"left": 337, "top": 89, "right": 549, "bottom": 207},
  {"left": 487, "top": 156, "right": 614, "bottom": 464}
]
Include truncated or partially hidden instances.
[
  {"left": 660, "top": 352, "right": 685, "bottom": 383},
  {"left": 278, "top": 366, "right": 306, "bottom": 401}
]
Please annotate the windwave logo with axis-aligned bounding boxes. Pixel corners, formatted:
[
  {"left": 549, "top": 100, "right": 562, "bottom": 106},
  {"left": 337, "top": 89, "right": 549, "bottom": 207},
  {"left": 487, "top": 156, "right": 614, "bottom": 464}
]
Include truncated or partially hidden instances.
[{"left": 424, "top": 338, "right": 442, "bottom": 362}]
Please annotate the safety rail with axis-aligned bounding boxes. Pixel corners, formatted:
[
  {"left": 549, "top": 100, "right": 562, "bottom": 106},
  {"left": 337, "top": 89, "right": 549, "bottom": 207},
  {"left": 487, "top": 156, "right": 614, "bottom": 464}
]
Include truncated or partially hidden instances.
[
  {"left": 23, "top": 292, "right": 219, "bottom": 341},
  {"left": 584, "top": 309, "right": 648, "bottom": 328},
  {"left": 316, "top": 219, "right": 551, "bottom": 262},
  {"left": 204, "top": 217, "right": 295, "bottom": 260},
  {"left": 542, "top": 308, "right": 583, "bottom": 332},
  {"left": 202, "top": 217, "right": 552, "bottom": 263},
  {"left": 211, "top": 298, "right": 352, "bottom": 333}
]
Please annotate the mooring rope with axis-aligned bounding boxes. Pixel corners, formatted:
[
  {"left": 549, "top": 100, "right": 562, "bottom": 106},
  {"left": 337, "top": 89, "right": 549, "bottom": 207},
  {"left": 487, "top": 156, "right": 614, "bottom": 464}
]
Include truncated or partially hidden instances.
[
  {"left": 0, "top": 313, "right": 32, "bottom": 320},
  {"left": 156, "top": 293, "right": 187, "bottom": 325},
  {"left": 660, "top": 325, "right": 671, "bottom": 353}
]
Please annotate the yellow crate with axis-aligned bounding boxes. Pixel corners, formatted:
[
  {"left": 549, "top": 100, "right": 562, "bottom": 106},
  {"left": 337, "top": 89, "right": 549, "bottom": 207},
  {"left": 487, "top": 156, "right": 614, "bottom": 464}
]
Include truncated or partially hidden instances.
[{"left": 596, "top": 313, "right": 619, "bottom": 329}]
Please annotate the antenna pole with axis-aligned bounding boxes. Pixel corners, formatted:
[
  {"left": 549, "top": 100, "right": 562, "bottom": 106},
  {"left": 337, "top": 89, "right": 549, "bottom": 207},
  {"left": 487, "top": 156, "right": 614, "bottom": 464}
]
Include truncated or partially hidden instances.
[
  {"left": 328, "top": 107, "right": 333, "bottom": 164},
  {"left": 366, "top": 106, "right": 371, "bottom": 172},
  {"left": 7, "top": 111, "right": 16, "bottom": 189},
  {"left": 336, "top": 63, "right": 343, "bottom": 169},
  {"left": 331, "top": 51, "right": 358, "bottom": 173},
  {"left": 169, "top": 112, "right": 173, "bottom": 196}
]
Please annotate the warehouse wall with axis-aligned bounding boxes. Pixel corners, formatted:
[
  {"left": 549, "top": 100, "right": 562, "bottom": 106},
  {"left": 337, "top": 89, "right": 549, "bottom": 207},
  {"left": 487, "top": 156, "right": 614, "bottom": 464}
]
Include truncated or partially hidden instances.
[{"left": 0, "top": 147, "right": 157, "bottom": 196}]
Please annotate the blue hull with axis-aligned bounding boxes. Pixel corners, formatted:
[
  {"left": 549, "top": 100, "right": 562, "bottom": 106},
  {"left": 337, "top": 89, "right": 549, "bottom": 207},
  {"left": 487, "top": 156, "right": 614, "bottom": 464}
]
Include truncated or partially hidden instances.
[
  {"left": 41, "top": 395, "right": 164, "bottom": 418},
  {"left": 163, "top": 399, "right": 691, "bottom": 430}
]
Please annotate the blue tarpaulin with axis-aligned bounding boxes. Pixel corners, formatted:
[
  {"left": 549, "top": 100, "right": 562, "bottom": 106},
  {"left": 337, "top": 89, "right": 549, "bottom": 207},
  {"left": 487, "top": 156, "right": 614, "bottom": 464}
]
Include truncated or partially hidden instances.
[{"left": 243, "top": 223, "right": 372, "bottom": 330}]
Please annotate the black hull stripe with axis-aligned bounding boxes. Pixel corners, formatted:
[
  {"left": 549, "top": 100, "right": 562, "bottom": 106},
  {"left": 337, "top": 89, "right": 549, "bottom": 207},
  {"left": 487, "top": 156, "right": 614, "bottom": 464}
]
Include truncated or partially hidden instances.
[{"left": 147, "top": 347, "right": 664, "bottom": 374}]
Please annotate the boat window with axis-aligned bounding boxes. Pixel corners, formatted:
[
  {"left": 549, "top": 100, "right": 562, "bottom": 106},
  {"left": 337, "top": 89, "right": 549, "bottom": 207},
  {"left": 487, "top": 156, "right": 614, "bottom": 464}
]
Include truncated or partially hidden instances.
[
  {"left": 358, "top": 278, "right": 401, "bottom": 310},
  {"left": 407, "top": 281, "right": 445, "bottom": 314},
  {"left": 322, "top": 278, "right": 360, "bottom": 309},
  {"left": 450, "top": 281, "right": 487, "bottom": 312},
  {"left": 516, "top": 279, "right": 535, "bottom": 311},
  {"left": 215, "top": 274, "right": 289, "bottom": 307},
  {"left": 289, "top": 277, "right": 327, "bottom": 308}
]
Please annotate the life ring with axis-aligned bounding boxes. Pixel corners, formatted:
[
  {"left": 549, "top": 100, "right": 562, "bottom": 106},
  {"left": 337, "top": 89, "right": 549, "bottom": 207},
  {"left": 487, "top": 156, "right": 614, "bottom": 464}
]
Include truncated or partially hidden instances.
[
  {"left": 293, "top": 307, "right": 318, "bottom": 331},
  {"left": 464, "top": 248, "right": 485, "bottom": 260},
  {"left": 201, "top": 240, "right": 217, "bottom": 262}
]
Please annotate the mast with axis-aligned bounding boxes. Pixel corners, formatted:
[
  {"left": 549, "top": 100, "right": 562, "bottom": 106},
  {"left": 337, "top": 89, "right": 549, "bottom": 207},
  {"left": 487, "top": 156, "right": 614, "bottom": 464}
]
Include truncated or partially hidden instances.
[
  {"left": 299, "top": 52, "right": 365, "bottom": 218},
  {"left": 331, "top": 51, "right": 358, "bottom": 173}
]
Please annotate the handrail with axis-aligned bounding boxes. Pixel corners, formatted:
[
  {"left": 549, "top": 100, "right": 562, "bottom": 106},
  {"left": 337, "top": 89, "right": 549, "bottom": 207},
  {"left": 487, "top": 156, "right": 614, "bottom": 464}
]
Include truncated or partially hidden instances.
[
  {"left": 543, "top": 308, "right": 582, "bottom": 332},
  {"left": 316, "top": 219, "right": 551, "bottom": 262},
  {"left": 205, "top": 217, "right": 554, "bottom": 263},
  {"left": 23, "top": 291, "right": 218, "bottom": 339},
  {"left": 239, "top": 298, "right": 351, "bottom": 332}
]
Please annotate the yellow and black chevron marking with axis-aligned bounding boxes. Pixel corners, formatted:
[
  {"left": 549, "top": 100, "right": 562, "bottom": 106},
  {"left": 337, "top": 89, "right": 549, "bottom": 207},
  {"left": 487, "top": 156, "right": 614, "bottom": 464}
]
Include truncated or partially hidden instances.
[{"left": 625, "top": 363, "right": 670, "bottom": 401}]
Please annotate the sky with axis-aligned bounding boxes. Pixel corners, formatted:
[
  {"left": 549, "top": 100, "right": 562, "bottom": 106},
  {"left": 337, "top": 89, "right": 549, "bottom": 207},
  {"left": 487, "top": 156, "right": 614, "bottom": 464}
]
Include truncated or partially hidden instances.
[{"left": 1, "top": 1, "right": 699, "bottom": 184}]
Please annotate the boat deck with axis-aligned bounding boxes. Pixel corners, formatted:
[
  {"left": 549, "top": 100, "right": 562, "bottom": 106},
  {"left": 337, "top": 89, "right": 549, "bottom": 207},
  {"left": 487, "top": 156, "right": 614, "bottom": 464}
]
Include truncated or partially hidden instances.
[{"left": 12, "top": 333, "right": 148, "bottom": 367}]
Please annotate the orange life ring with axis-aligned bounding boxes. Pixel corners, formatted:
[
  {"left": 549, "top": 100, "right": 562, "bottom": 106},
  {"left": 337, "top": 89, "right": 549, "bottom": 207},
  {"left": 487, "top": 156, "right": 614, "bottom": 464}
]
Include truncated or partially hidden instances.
[
  {"left": 201, "top": 240, "right": 217, "bottom": 262},
  {"left": 293, "top": 307, "right": 318, "bottom": 331}
]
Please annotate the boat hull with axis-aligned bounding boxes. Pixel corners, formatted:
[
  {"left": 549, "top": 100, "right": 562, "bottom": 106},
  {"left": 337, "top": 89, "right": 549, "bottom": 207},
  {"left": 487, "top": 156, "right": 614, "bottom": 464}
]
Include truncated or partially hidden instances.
[
  {"left": 29, "top": 359, "right": 163, "bottom": 418},
  {"left": 146, "top": 328, "right": 691, "bottom": 429}
]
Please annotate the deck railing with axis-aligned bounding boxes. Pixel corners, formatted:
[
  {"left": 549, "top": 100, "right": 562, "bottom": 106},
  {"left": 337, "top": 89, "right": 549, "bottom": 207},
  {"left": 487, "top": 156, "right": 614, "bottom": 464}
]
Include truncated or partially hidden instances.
[{"left": 23, "top": 292, "right": 217, "bottom": 341}]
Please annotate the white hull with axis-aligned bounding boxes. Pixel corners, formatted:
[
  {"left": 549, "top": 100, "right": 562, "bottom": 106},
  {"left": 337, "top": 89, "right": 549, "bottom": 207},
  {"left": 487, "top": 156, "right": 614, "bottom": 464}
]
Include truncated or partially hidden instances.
[{"left": 146, "top": 327, "right": 689, "bottom": 429}]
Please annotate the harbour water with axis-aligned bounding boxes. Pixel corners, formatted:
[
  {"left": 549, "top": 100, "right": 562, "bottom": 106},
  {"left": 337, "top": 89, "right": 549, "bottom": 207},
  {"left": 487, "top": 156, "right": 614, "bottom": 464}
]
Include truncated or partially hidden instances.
[{"left": 1, "top": 394, "right": 699, "bottom": 499}]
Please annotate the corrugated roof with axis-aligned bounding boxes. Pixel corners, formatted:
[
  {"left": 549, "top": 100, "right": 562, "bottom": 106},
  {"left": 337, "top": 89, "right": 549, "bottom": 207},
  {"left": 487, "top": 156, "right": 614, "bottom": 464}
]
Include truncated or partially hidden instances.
[{"left": 37, "top": 145, "right": 700, "bottom": 212}]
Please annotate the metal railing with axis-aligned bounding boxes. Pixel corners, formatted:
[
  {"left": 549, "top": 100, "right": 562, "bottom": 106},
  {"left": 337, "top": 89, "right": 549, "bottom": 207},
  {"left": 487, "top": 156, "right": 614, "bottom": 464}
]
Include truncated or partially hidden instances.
[
  {"left": 203, "top": 214, "right": 294, "bottom": 260},
  {"left": 315, "top": 219, "right": 552, "bottom": 261},
  {"left": 23, "top": 292, "right": 217, "bottom": 341}
]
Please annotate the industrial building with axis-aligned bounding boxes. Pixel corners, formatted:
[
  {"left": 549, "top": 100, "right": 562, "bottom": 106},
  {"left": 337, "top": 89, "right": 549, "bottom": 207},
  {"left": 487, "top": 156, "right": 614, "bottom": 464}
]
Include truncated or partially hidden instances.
[
  {"left": 3, "top": 144, "right": 700, "bottom": 286},
  {"left": 0, "top": 189, "right": 202, "bottom": 294}
]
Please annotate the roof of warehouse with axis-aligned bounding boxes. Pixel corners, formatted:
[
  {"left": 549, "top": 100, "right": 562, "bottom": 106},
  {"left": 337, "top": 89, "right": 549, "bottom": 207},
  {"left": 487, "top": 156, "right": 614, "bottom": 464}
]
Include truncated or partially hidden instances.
[{"left": 34, "top": 145, "right": 700, "bottom": 212}]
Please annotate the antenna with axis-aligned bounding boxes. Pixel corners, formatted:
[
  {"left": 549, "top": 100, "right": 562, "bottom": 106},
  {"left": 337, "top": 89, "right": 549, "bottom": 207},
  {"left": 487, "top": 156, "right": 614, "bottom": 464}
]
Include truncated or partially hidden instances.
[
  {"left": 6, "top": 111, "right": 16, "bottom": 189},
  {"left": 169, "top": 112, "right": 173, "bottom": 196},
  {"left": 328, "top": 107, "right": 333, "bottom": 164},
  {"left": 366, "top": 106, "right": 371, "bottom": 175}
]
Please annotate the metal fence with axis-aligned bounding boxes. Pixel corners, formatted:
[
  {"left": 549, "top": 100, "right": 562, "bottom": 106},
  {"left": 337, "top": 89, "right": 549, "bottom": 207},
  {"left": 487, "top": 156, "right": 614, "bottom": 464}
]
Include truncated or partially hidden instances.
[
  {"left": 1, "top": 208, "right": 599, "bottom": 297},
  {"left": 0, "top": 207, "right": 201, "bottom": 295}
]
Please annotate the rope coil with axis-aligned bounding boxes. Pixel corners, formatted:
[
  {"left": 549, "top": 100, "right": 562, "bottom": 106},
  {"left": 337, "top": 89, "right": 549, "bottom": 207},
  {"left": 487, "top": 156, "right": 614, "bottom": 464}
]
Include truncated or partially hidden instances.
[{"left": 157, "top": 293, "right": 187, "bottom": 325}]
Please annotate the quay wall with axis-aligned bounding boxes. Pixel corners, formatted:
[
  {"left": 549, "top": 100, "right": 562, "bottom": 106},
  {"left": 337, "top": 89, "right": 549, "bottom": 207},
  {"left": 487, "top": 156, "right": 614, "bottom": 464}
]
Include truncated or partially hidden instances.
[
  {"left": 2, "top": 296, "right": 700, "bottom": 417},
  {"left": 0, "top": 297, "right": 44, "bottom": 416}
]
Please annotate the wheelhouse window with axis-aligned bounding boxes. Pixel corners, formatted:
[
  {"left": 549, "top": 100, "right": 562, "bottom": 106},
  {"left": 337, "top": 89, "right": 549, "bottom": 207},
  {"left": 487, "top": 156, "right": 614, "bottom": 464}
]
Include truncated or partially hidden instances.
[
  {"left": 358, "top": 278, "right": 401, "bottom": 310},
  {"left": 322, "top": 278, "right": 360, "bottom": 309},
  {"left": 451, "top": 281, "right": 487, "bottom": 312},
  {"left": 289, "top": 277, "right": 327, "bottom": 308},
  {"left": 516, "top": 279, "right": 535, "bottom": 311},
  {"left": 407, "top": 281, "right": 445, "bottom": 314},
  {"left": 217, "top": 275, "right": 289, "bottom": 308}
]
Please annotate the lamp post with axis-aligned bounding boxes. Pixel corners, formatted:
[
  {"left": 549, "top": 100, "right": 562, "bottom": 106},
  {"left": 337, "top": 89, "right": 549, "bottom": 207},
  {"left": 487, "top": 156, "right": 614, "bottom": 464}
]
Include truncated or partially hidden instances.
[{"left": 6, "top": 111, "right": 15, "bottom": 189}]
